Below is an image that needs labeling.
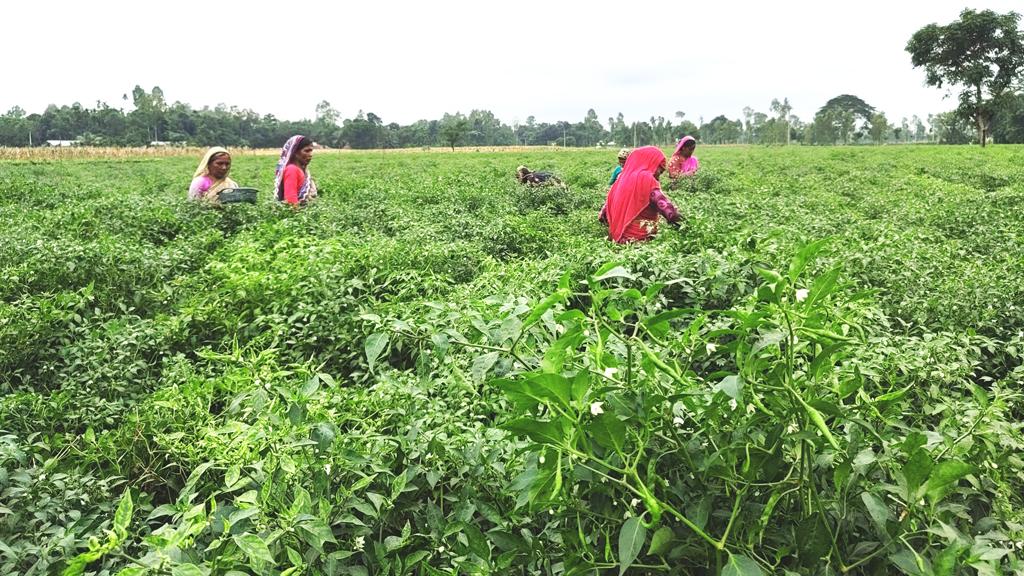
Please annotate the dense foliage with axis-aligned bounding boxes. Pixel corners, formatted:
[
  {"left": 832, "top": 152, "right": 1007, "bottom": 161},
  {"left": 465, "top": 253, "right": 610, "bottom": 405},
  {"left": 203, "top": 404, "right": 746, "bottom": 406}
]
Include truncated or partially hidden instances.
[
  {"left": 7, "top": 85, "right": 1024, "bottom": 150},
  {"left": 1, "top": 146, "right": 1023, "bottom": 575}
]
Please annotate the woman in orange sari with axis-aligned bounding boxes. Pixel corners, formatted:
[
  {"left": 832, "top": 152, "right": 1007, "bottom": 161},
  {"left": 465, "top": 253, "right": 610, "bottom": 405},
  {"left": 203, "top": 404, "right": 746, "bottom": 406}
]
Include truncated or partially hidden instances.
[{"left": 598, "top": 146, "right": 680, "bottom": 243}]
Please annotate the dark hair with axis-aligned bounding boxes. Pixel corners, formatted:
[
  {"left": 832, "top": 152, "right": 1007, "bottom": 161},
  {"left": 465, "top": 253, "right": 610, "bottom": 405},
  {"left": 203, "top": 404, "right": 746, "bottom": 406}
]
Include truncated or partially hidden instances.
[
  {"left": 682, "top": 140, "right": 696, "bottom": 148},
  {"left": 295, "top": 136, "right": 313, "bottom": 151},
  {"left": 208, "top": 151, "right": 229, "bottom": 166}
]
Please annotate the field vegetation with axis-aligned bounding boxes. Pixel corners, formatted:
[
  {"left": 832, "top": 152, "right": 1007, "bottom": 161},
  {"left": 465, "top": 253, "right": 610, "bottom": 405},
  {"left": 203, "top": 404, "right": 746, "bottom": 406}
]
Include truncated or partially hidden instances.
[{"left": 1, "top": 146, "right": 1023, "bottom": 575}]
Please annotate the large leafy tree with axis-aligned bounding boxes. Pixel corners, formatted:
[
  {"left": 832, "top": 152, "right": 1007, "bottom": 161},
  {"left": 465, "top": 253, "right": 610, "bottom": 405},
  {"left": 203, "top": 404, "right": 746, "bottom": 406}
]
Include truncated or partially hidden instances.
[{"left": 907, "top": 9, "right": 1024, "bottom": 147}]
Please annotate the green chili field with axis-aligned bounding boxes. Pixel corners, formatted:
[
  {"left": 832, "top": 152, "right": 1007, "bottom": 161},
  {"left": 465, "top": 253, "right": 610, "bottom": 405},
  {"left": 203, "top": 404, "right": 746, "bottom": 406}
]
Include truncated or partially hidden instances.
[{"left": 2, "top": 146, "right": 1024, "bottom": 575}]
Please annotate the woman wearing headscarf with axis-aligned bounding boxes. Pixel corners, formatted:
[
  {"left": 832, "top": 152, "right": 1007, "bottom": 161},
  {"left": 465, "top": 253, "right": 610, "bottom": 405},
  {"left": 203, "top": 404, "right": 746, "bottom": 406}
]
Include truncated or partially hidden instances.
[
  {"left": 188, "top": 147, "right": 238, "bottom": 201},
  {"left": 274, "top": 135, "right": 317, "bottom": 205},
  {"left": 667, "top": 136, "right": 699, "bottom": 179},
  {"left": 609, "top": 148, "right": 630, "bottom": 185},
  {"left": 598, "top": 146, "right": 680, "bottom": 243}
]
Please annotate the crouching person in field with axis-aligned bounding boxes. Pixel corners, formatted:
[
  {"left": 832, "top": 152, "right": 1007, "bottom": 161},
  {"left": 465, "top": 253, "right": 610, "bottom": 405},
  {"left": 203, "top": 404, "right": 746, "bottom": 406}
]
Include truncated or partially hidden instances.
[
  {"left": 516, "top": 165, "right": 567, "bottom": 189},
  {"left": 598, "top": 146, "right": 680, "bottom": 243},
  {"left": 274, "top": 135, "right": 318, "bottom": 205},
  {"left": 667, "top": 136, "right": 699, "bottom": 184},
  {"left": 189, "top": 147, "right": 239, "bottom": 202}
]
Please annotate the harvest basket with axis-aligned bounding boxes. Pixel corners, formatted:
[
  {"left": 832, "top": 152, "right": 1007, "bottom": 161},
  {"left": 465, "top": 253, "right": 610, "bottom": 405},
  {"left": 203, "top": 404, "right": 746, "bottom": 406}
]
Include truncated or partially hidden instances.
[{"left": 218, "top": 188, "right": 258, "bottom": 204}]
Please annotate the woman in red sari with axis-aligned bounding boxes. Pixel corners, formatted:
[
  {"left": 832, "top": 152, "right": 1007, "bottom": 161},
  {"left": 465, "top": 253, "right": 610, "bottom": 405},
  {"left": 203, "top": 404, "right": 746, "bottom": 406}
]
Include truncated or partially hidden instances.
[{"left": 599, "top": 146, "right": 681, "bottom": 243}]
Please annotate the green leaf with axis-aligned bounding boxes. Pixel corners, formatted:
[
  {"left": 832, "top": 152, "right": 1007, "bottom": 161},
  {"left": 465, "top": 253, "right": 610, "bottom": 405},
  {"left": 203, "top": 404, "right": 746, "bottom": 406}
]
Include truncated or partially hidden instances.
[
  {"left": 523, "top": 288, "right": 570, "bottom": 330},
  {"left": 806, "top": 266, "right": 841, "bottom": 305},
  {"left": 860, "top": 492, "right": 892, "bottom": 538},
  {"left": 405, "top": 550, "right": 430, "bottom": 567},
  {"left": 617, "top": 516, "right": 646, "bottom": 575},
  {"left": 384, "top": 534, "right": 407, "bottom": 552},
  {"left": 872, "top": 385, "right": 913, "bottom": 409},
  {"left": 933, "top": 542, "right": 966, "bottom": 576},
  {"left": 722, "top": 552, "right": 764, "bottom": 576},
  {"left": 471, "top": 351, "right": 500, "bottom": 381},
  {"left": 902, "top": 449, "right": 933, "bottom": 501},
  {"left": 501, "top": 418, "right": 565, "bottom": 446},
  {"left": 431, "top": 333, "right": 449, "bottom": 360},
  {"left": 754, "top": 267, "right": 784, "bottom": 286},
  {"left": 233, "top": 532, "right": 274, "bottom": 564},
  {"left": 522, "top": 453, "right": 561, "bottom": 506},
  {"left": 588, "top": 413, "right": 626, "bottom": 453},
  {"left": 311, "top": 422, "right": 337, "bottom": 452},
  {"left": 225, "top": 464, "right": 241, "bottom": 488},
  {"left": 647, "top": 526, "right": 675, "bottom": 556},
  {"left": 715, "top": 375, "right": 742, "bottom": 400},
  {"left": 593, "top": 264, "right": 633, "bottom": 282},
  {"left": 364, "top": 332, "right": 389, "bottom": 372},
  {"left": 297, "top": 519, "right": 337, "bottom": 552},
  {"left": 179, "top": 462, "right": 214, "bottom": 504},
  {"left": 542, "top": 325, "right": 584, "bottom": 374},
  {"left": 889, "top": 550, "right": 926, "bottom": 576},
  {"left": 789, "top": 239, "right": 828, "bottom": 283},
  {"left": 113, "top": 489, "right": 134, "bottom": 540},
  {"left": 498, "top": 374, "right": 572, "bottom": 410},
  {"left": 571, "top": 372, "right": 590, "bottom": 403},
  {"left": 925, "top": 460, "right": 974, "bottom": 504},
  {"left": 171, "top": 565, "right": 209, "bottom": 576}
]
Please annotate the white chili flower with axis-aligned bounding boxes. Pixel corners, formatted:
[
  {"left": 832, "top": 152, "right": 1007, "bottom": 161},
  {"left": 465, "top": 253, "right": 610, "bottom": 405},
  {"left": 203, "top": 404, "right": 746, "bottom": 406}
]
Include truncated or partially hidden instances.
[
  {"left": 705, "top": 342, "right": 717, "bottom": 354},
  {"left": 673, "top": 416, "right": 686, "bottom": 428},
  {"left": 538, "top": 454, "right": 545, "bottom": 464},
  {"left": 746, "top": 403, "right": 756, "bottom": 415},
  {"left": 603, "top": 367, "right": 619, "bottom": 379},
  {"left": 353, "top": 535, "right": 365, "bottom": 551},
  {"left": 590, "top": 402, "right": 605, "bottom": 416},
  {"left": 728, "top": 398, "right": 738, "bottom": 411},
  {"left": 795, "top": 289, "right": 809, "bottom": 302}
]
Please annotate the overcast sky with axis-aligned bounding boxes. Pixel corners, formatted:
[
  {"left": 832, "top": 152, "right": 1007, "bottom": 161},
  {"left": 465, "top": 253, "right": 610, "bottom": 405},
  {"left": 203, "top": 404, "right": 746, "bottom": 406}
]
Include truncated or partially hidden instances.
[{"left": 3, "top": 1, "right": 1021, "bottom": 127}]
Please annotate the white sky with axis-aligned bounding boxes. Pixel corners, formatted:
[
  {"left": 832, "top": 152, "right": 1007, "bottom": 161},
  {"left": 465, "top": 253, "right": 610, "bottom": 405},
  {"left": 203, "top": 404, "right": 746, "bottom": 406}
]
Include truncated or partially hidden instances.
[{"left": 3, "top": 0, "right": 1021, "bottom": 127}]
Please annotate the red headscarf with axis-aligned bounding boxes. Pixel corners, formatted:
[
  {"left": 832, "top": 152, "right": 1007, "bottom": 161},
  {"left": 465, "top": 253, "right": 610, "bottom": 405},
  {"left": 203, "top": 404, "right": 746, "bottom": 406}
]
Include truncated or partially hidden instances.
[{"left": 603, "top": 146, "right": 666, "bottom": 242}]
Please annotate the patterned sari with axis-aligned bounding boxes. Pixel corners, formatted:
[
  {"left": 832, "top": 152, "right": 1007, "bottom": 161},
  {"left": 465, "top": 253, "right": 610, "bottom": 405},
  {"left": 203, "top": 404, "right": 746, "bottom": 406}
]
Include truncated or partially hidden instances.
[{"left": 274, "top": 135, "right": 318, "bottom": 202}]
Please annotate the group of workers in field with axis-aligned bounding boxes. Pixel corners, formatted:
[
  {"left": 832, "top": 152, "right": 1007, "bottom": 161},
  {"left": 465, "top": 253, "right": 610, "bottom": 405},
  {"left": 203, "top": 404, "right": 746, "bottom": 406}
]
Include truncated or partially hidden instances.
[
  {"left": 189, "top": 134, "right": 699, "bottom": 244},
  {"left": 516, "top": 137, "right": 699, "bottom": 243},
  {"left": 189, "top": 135, "right": 317, "bottom": 206}
]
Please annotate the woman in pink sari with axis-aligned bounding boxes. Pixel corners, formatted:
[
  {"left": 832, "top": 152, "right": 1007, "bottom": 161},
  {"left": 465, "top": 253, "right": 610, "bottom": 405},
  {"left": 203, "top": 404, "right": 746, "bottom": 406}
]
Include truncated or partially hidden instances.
[
  {"left": 668, "top": 135, "right": 699, "bottom": 180},
  {"left": 598, "top": 146, "right": 680, "bottom": 243}
]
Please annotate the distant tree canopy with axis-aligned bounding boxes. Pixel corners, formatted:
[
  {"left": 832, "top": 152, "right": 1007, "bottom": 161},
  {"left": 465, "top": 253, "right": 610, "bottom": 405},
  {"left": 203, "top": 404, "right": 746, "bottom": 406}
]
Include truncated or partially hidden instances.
[
  {"left": 809, "top": 95, "right": 878, "bottom": 145},
  {"left": 907, "top": 9, "right": 1024, "bottom": 147},
  {"left": 2, "top": 85, "right": 1024, "bottom": 148}
]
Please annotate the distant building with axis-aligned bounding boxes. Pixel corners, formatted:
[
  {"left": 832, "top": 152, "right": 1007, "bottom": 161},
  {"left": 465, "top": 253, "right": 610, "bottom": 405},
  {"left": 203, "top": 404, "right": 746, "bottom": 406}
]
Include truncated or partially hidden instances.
[
  {"left": 149, "top": 141, "right": 172, "bottom": 147},
  {"left": 44, "top": 140, "right": 77, "bottom": 147}
]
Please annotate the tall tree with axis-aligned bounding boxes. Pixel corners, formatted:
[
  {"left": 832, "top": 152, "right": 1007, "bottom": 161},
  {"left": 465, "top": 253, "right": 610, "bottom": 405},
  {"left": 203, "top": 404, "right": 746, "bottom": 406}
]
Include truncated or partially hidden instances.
[
  {"left": 907, "top": 9, "right": 1024, "bottom": 147},
  {"left": 868, "top": 112, "right": 890, "bottom": 144},
  {"left": 770, "top": 98, "right": 793, "bottom": 144},
  {"left": 439, "top": 116, "right": 469, "bottom": 150}
]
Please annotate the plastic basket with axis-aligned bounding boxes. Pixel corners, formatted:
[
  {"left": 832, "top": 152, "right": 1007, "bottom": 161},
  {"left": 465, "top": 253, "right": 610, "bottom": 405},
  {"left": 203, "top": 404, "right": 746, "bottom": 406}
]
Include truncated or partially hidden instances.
[{"left": 218, "top": 188, "right": 258, "bottom": 204}]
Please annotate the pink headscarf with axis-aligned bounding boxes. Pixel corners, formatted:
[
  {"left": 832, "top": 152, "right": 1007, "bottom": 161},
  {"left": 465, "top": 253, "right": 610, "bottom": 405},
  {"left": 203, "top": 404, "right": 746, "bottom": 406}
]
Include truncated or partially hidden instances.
[
  {"left": 604, "top": 146, "right": 666, "bottom": 242},
  {"left": 673, "top": 135, "right": 696, "bottom": 155},
  {"left": 669, "top": 136, "right": 699, "bottom": 177}
]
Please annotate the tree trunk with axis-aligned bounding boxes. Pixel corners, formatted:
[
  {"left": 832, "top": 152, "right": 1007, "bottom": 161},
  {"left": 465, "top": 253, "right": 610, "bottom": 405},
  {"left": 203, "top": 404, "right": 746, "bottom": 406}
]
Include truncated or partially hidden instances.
[{"left": 976, "top": 85, "right": 986, "bottom": 148}]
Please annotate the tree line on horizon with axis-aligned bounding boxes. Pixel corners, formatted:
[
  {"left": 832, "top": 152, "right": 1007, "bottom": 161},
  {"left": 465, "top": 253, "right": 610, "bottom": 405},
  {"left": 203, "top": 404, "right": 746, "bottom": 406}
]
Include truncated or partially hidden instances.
[
  {"left": 2, "top": 9, "right": 1021, "bottom": 150},
  {"left": 1, "top": 88, "right": 1021, "bottom": 149}
]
